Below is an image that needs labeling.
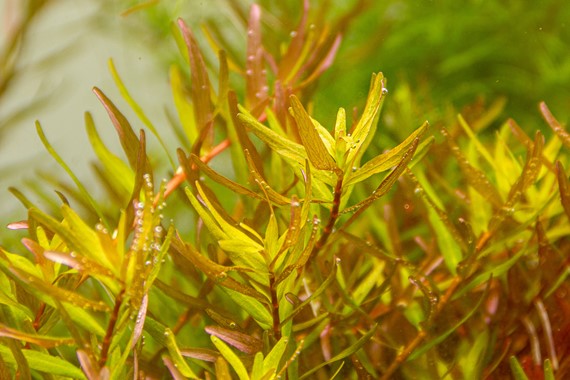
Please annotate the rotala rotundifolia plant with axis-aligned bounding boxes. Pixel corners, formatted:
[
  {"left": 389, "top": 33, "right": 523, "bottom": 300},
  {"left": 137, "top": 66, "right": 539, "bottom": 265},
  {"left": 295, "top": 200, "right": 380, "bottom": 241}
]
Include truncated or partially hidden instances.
[{"left": 1, "top": 2, "right": 570, "bottom": 379}]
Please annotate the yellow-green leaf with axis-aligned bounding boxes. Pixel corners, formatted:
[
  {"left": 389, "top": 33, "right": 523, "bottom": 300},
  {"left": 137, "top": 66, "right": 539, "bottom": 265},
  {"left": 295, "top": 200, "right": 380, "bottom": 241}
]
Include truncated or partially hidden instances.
[{"left": 290, "top": 95, "right": 337, "bottom": 171}]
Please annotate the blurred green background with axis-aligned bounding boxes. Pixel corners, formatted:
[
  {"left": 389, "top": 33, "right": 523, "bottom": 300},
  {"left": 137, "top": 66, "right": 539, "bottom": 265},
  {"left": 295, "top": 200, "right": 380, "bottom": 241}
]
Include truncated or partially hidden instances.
[{"left": 1, "top": 0, "right": 569, "bottom": 221}]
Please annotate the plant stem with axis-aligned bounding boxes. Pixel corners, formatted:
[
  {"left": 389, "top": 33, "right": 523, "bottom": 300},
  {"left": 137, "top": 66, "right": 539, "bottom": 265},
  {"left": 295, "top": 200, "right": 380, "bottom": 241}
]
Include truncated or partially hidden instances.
[
  {"left": 269, "top": 273, "right": 281, "bottom": 340},
  {"left": 311, "top": 174, "right": 343, "bottom": 260},
  {"left": 99, "top": 290, "right": 124, "bottom": 367}
]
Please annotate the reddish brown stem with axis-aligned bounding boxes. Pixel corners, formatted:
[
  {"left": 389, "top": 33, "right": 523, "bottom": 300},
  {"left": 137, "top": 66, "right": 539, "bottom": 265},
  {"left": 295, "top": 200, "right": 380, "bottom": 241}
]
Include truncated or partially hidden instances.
[
  {"left": 311, "top": 175, "right": 343, "bottom": 260},
  {"left": 99, "top": 290, "right": 124, "bottom": 367},
  {"left": 153, "top": 138, "right": 231, "bottom": 207},
  {"left": 269, "top": 273, "right": 281, "bottom": 340}
]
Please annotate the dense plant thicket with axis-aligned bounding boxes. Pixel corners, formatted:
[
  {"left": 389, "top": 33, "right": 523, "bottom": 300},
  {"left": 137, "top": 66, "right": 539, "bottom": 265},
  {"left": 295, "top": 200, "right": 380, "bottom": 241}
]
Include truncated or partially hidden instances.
[{"left": 1, "top": 1, "right": 570, "bottom": 379}]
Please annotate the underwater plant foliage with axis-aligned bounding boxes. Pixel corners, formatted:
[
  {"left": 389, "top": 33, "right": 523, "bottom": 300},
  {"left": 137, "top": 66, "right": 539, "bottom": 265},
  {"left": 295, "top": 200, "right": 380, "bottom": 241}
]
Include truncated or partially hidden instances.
[{"left": 1, "top": 1, "right": 570, "bottom": 379}]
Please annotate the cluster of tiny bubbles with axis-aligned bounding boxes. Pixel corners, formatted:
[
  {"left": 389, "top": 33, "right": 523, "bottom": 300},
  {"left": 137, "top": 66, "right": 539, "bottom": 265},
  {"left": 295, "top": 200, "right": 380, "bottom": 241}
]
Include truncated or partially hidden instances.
[{"left": 95, "top": 223, "right": 108, "bottom": 234}]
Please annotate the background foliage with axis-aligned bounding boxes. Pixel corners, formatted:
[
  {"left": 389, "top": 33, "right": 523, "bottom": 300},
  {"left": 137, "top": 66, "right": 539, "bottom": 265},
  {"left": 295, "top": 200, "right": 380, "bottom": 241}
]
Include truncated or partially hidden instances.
[{"left": 1, "top": 0, "right": 570, "bottom": 379}]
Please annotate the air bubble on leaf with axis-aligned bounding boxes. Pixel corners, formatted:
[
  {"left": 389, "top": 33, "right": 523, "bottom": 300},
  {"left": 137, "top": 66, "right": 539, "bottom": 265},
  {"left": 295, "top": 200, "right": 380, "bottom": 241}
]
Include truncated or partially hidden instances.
[
  {"left": 352, "top": 167, "right": 358, "bottom": 172},
  {"left": 217, "top": 272, "right": 228, "bottom": 280},
  {"left": 145, "top": 260, "right": 151, "bottom": 266},
  {"left": 335, "top": 257, "right": 341, "bottom": 264},
  {"left": 247, "top": 55, "right": 254, "bottom": 61},
  {"left": 229, "top": 322, "right": 237, "bottom": 329},
  {"left": 154, "top": 225, "right": 163, "bottom": 235},
  {"left": 291, "top": 200, "right": 300, "bottom": 207},
  {"left": 70, "top": 252, "right": 77, "bottom": 258},
  {"left": 414, "top": 187, "right": 423, "bottom": 195},
  {"left": 137, "top": 202, "right": 145, "bottom": 209},
  {"left": 247, "top": 29, "right": 254, "bottom": 36},
  {"left": 246, "top": 69, "right": 253, "bottom": 76},
  {"left": 382, "top": 88, "right": 389, "bottom": 95},
  {"left": 290, "top": 30, "right": 298, "bottom": 38},
  {"left": 313, "top": 218, "right": 321, "bottom": 225},
  {"left": 164, "top": 331, "right": 170, "bottom": 337}
]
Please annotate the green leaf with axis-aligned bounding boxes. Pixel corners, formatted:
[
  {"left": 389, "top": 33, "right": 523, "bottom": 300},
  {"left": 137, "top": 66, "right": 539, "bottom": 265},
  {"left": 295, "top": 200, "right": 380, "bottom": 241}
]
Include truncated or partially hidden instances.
[
  {"left": 346, "top": 121, "right": 428, "bottom": 186},
  {"left": 347, "top": 73, "right": 387, "bottom": 165},
  {"left": 0, "top": 346, "right": 86, "bottom": 379},
  {"left": 262, "top": 336, "right": 289, "bottom": 377},
  {"left": 211, "top": 335, "right": 250, "bottom": 380},
  {"left": 341, "top": 137, "right": 419, "bottom": 214},
  {"left": 238, "top": 107, "right": 307, "bottom": 165},
  {"left": 0, "top": 323, "right": 74, "bottom": 348},
  {"left": 85, "top": 112, "right": 133, "bottom": 198},
  {"left": 509, "top": 356, "right": 530, "bottom": 380},
  {"left": 190, "top": 153, "right": 264, "bottom": 201},
  {"left": 298, "top": 324, "right": 377, "bottom": 380},
  {"left": 36, "top": 121, "right": 108, "bottom": 226},
  {"left": 108, "top": 58, "right": 175, "bottom": 169},
  {"left": 290, "top": 95, "right": 337, "bottom": 171},
  {"left": 172, "top": 235, "right": 268, "bottom": 303},
  {"left": 544, "top": 359, "right": 555, "bottom": 380},
  {"left": 221, "top": 287, "right": 272, "bottom": 330},
  {"left": 170, "top": 64, "right": 197, "bottom": 146},
  {"left": 144, "top": 317, "right": 198, "bottom": 378},
  {"left": 409, "top": 278, "right": 491, "bottom": 361}
]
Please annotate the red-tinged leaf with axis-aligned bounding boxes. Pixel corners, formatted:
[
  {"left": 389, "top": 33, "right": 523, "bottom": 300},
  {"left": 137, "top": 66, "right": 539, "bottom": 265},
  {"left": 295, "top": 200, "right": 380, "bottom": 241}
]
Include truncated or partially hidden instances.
[
  {"left": 93, "top": 87, "right": 150, "bottom": 174},
  {"left": 290, "top": 95, "right": 337, "bottom": 171},
  {"left": 245, "top": 4, "right": 268, "bottom": 107},
  {"left": 299, "top": 34, "right": 342, "bottom": 89},
  {"left": 556, "top": 161, "right": 570, "bottom": 219},
  {"left": 7, "top": 220, "right": 29, "bottom": 230},
  {"left": 180, "top": 348, "right": 220, "bottom": 362},
  {"left": 508, "top": 119, "right": 556, "bottom": 173},
  {"left": 177, "top": 18, "right": 213, "bottom": 138},
  {"left": 228, "top": 90, "right": 265, "bottom": 177},
  {"left": 205, "top": 325, "right": 263, "bottom": 355},
  {"left": 541, "top": 102, "right": 570, "bottom": 148},
  {"left": 278, "top": 0, "right": 310, "bottom": 81}
]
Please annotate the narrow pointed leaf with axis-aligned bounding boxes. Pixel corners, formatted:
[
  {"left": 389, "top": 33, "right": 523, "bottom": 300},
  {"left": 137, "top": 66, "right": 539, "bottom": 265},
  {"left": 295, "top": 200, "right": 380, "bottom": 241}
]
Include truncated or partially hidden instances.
[
  {"left": 541, "top": 102, "right": 570, "bottom": 148},
  {"left": 0, "top": 323, "right": 74, "bottom": 348},
  {"left": 299, "top": 324, "right": 377, "bottom": 380},
  {"left": 238, "top": 106, "right": 307, "bottom": 165},
  {"left": 556, "top": 161, "right": 570, "bottom": 219},
  {"left": 346, "top": 122, "right": 428, "bottom": 186},
  {"left": 36, "top": 121, "right": 107, "bottom": 225},
  {"left": 205, "top": 325, "right": 263, "bottom": 355},
  {"left": 290, "top": 95, "right": 337, "bottom": 171},
  {"left": 93, "top": 87, "right": 151, "bottom": 175},
  {"left": 342, "top": 137, "right": 419, "bottom": 214},
  {"left": 0, "top": 346, "right": 86, "bottom": 379},
  {"left": 190, "top": 153, "right": 263, "bottom": 201},
  {"left": 211, "top": 335, "right": 249, "bottom": 380},
  {"left": 85, "top": 112, "right": 133, "bottom": 197},
  {"left": 178, "top": 18, "right": 213, "bottom": 133}
]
